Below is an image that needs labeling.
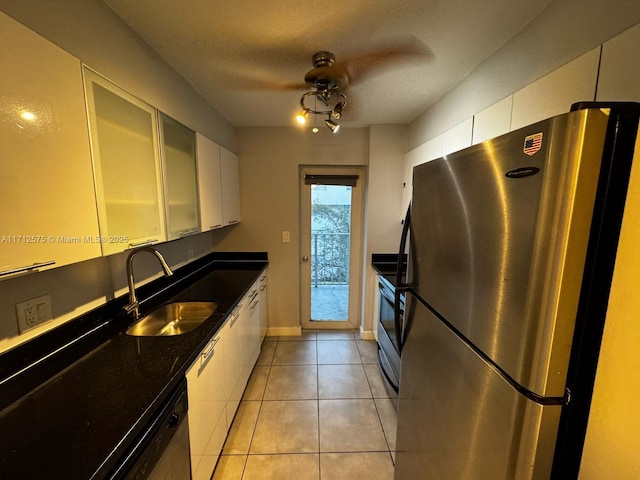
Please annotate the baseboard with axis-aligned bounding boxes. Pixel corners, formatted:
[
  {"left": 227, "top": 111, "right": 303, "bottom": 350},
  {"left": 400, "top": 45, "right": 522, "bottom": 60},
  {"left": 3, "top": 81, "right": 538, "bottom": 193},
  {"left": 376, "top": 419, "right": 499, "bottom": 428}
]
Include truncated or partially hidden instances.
[
  {"left": 359, "top": 327, "right": 375, "bottom": 341},
  {"left": 266, "top": 325, "right": 302, "bottom": 337}
]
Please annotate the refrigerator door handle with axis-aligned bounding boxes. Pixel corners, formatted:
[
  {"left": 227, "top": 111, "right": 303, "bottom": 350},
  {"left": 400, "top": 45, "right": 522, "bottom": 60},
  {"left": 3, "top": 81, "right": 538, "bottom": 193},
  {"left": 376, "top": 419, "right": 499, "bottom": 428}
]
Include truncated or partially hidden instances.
[{"left": 395, "top": 205, "right": 412, "bottom": 351}]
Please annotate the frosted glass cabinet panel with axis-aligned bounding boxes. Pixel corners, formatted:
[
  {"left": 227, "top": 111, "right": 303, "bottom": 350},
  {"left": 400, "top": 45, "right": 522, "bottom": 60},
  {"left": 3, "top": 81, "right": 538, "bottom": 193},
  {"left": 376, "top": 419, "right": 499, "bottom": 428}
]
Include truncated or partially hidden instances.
[
  {"left": 160, "top": 113, "right": 200, "bottom": 240},
  {"left": 0, "top": 12, "right": 101, "bottom": 277},
  {"left": 84, "top": 68, "right": 166, "bottom": 255}
]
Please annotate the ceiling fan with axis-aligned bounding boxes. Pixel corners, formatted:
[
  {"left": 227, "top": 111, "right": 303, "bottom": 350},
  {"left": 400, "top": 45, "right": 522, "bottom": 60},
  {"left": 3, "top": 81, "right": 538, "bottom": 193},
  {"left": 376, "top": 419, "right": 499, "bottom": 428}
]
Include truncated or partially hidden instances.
[
  {"left": 294, "top": 39, "right": 429, "bottom": 132},
  {"left": 296, "top": 51, "right": 348, "bottom": 133}
]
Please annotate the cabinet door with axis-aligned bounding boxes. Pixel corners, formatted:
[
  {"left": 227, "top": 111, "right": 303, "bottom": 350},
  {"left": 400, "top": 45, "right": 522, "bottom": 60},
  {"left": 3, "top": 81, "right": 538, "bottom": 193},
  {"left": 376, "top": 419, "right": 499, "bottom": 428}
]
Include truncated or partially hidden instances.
[
  {"left": 220, "top": 146, "right": 242, "bottom": 225},
  {"left": 195, "top": 134, "right": 224, "bottom": 231},
  {"left": 224, "top": 306, "right": 244, "bottom": 424},
  {"left": 84, "top": 68, "right": 166, "bottom": 255},
  {"left": 186, "top": 330, "right": 227, "bottom": 480},
  {"left": 510, "top": 48, "right": 600, "bottom": 130},
  {"left": 247, "top": 285, "right": 261, "bottom": 368},
  {"left": 159, "top": 113, "right": 199, "bottom": 240},
  {"left": 0, "top": 12, "right": 101, "bottom": 276},
  {"left": 236, "top": 292, "right": 253, "bottom": 388},
  {"left": 401, "top": 146, "right": 423, "bottom": 217},
  {"left": 258, "top": 272, "right": 268, "bottom": 341}
]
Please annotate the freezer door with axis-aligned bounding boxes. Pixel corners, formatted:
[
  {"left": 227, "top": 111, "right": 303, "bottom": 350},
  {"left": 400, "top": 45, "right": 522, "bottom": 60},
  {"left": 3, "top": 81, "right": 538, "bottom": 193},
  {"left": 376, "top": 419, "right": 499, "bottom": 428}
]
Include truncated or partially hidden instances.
[
  {"left": 395, "top": 297, "right": 561, "bottom": 480},
  {"left": 410, "top": 108, "right": 609, "bottom": 397}
]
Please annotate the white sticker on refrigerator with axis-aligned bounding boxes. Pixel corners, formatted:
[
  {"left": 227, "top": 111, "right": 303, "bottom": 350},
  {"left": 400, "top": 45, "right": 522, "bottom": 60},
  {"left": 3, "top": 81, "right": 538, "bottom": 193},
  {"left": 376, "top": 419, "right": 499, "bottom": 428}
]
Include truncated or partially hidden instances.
[{"left": 523, "top": 132, "right": 543, "bottom": 156}]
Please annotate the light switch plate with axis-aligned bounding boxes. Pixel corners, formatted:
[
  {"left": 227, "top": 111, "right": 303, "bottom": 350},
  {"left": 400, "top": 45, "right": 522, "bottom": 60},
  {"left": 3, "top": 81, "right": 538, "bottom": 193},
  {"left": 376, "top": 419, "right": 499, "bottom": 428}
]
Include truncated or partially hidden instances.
[
  {"left": 16, "top": 294, "right": 52, "bottom": 333},
  {"left": 282, "top": 231, "right": 290, "bottom": 243}
]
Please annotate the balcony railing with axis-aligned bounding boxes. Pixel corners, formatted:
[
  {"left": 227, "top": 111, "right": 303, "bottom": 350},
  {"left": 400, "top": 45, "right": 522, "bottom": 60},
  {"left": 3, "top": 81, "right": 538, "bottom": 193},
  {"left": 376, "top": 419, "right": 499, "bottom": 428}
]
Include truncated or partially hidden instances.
[{"left": 311, "top": 231, "right": 350, "bottom": 286}]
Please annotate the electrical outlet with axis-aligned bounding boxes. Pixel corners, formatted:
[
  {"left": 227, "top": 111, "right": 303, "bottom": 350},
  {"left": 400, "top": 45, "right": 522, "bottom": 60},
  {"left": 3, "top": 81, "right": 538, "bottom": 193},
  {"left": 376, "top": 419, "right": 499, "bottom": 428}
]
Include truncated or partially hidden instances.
[{"left": 16, "top": 295, "right": 52, "bottom": 334}]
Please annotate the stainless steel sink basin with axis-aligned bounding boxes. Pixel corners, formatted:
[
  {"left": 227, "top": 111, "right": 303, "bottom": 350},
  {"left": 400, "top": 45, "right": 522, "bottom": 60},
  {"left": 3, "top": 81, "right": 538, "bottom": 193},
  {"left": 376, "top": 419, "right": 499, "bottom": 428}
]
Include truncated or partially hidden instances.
[{"left": 126, "top": 301, "right": 218, "bottom": 336}]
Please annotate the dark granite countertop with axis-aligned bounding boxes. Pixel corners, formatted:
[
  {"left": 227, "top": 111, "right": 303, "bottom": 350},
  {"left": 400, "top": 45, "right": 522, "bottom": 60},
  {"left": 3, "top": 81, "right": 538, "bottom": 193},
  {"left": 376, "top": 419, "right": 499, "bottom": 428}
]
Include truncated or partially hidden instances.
[
  {"left": 372, "top": 253, "right": 405, "bottom": 287},
  {"left": 0, "top": 252, "right": 267, "bottom": 480}
]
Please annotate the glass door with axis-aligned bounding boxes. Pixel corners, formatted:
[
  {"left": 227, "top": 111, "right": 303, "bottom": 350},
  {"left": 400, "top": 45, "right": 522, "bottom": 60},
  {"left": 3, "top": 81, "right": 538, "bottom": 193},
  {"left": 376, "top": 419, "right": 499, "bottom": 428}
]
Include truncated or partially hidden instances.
[{"left": 300, "top": 166, "right": 364, "bottom": 329}]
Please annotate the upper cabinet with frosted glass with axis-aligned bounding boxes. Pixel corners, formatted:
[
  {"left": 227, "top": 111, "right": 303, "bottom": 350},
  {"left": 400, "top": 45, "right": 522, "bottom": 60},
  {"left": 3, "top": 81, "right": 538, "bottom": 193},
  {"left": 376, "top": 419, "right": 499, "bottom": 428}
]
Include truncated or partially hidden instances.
[
  {"left": 159, "top": 113, "right": 200, "bottom": 240},
  {"left": 84, "top": 68, "right": 166, "bottom": 255},
  {"left": 0, "top": 12, "right": 101, "bottom": 278}
]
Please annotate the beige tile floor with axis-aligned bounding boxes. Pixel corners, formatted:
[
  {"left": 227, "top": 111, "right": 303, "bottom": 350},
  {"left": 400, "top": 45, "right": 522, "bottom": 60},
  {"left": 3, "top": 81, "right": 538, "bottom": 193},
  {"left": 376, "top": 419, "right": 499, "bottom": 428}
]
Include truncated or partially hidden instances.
[{"left": 213, "top": 330, "right": 397, "bottom": 480}]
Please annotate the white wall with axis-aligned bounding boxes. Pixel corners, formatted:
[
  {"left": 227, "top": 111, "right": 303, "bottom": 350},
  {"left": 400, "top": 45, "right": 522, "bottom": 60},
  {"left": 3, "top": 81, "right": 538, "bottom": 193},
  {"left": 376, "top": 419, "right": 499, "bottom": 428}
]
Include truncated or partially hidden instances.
[
  {"left": 212, "top": 127, "right": 375, "bottom": 334},
  {"left": 408, "top": 0, "right": 640, "bottom": 149},
  {"left": 362, "top": 125, "right": 407, "bottom": 337},
  {"left": 0, "top": 1, "right": 235, "bottom": 352}
]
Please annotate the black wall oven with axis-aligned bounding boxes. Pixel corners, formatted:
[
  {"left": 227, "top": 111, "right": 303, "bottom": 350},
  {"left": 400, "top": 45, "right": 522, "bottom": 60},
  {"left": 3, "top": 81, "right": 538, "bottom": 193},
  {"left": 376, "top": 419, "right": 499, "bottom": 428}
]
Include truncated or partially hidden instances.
[{"left": 377, "top": 275, "right": 404, "bottom": 405}]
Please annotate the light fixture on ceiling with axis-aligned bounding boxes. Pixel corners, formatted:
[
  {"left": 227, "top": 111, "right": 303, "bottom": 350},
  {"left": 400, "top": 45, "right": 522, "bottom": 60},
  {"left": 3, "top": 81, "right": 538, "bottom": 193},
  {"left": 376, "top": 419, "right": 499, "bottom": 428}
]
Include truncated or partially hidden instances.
[
  {"left": 324, "top": 117, "right": 340, "bottom": 133},
  {"left": 296, "top": 109, "right": 309, "bottom": 125},
  {"left": 297, "top": 88, "right": 347, "bottom": 133},
  {"left": 331, "top": 102, "right": 343, "bottom": 119}
]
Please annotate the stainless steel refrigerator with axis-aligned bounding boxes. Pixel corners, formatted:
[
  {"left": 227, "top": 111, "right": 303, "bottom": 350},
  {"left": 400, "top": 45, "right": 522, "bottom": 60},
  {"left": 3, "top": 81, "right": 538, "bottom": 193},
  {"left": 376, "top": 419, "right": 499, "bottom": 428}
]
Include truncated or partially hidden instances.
[{"left": 394, "top": 102, "right": 640, "bottom": 479}]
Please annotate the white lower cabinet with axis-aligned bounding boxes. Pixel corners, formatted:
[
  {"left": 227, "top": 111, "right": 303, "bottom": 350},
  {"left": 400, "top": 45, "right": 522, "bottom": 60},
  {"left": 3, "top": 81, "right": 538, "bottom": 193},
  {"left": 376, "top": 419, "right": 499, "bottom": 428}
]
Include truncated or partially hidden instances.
[
  {"left": 186, "top": 328, "right": 227, "bottom": 480},
  {"left": 257, "top": 272, "right": 268, "bottom": 341},
  {"left": 223, "top": 278, "right": 265, "bottom": 425},
  {"left": 242, "top": 283, "right": 261, "bottom": 384},
  {"left": 224, "top": 304, "right": 244, "bottom": 426},
  {"left": 185, "top": 272, "right": 268, "bottom": 478}
]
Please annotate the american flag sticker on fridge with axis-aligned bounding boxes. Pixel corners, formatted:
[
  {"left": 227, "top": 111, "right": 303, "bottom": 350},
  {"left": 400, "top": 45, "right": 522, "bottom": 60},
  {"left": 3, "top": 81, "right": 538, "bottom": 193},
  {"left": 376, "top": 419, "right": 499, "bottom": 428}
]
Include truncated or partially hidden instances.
[{"left": 523, "top": 132, "right": 543, "bottom": 155}]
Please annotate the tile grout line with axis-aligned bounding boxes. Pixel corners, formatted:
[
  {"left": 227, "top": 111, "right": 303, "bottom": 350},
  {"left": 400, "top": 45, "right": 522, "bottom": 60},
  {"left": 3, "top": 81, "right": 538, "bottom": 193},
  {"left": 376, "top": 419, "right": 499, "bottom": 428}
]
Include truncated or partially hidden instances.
[
  {"left": 315, "top": 338, "right": 322, "bottom": 480},
  {"left": 240, "top": 336, "right": 278, "bottom": 479},
  {"left": 225, "top": 332, "right": 393, "bottom": 478},
  {"left": 358, "top": 336, "right": 395, "bottom": 459}
]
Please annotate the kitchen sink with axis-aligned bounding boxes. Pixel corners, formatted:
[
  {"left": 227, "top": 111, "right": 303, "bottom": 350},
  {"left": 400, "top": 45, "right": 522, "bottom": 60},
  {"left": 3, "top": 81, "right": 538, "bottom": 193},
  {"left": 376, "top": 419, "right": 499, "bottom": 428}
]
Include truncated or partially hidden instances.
[{"left": 125, "top": 301, "right": 218, "bottom": 336}]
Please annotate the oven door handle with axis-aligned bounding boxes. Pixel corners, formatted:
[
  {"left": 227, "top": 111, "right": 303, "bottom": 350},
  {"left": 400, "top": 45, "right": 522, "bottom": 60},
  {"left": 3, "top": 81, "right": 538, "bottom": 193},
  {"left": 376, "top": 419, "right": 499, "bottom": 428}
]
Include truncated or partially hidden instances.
[{"left": 395, "top": 205, "right": 411, "bottom": 352}]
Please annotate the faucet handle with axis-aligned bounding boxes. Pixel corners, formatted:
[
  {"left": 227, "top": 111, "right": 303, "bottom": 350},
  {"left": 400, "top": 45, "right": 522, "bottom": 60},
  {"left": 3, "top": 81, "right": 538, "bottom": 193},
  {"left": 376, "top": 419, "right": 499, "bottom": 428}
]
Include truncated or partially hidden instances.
[{"left": 123, "top": 301, "right": 140, "bottom": 319}]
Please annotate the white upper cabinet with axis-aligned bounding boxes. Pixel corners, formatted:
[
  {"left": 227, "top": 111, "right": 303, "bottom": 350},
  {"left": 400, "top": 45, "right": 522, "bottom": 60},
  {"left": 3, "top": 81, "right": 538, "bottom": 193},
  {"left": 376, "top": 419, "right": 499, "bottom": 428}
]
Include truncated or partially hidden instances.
[
  {"left": 84, "top": 68, "right": 166, "bottom": 255},
  {"left": 220, "top": 146, "right": 242, "bottom": 226},
  {"left": 441, "top": 117, "right": 473, "bottom": 156},
  {"left": 159, "top": 113, "right": 200, "bottom": 240},
  {"left": 472, "top": 96, "right": 513, "bottom": 145},
  {"left": 597, "top": 22, "right": 640, "bottom": 102},
  {"left": 401, "top": 145, "right": 424, "bottom": 216},
  {"left": 0, "top": 12, "right": 101, "bottom": 277},
  {"left": 511, "top": 47, "right": 600, "bottom": 130},
  {"left": 196, "top": 133, "right": 224, "bottom": 231}
]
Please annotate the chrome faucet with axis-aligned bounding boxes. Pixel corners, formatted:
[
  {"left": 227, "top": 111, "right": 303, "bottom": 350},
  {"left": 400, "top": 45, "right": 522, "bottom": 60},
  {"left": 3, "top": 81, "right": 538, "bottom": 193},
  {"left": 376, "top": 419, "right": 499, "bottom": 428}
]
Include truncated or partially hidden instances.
[{"left": 123, "top": 247, "right": 174, "bottom": 319}]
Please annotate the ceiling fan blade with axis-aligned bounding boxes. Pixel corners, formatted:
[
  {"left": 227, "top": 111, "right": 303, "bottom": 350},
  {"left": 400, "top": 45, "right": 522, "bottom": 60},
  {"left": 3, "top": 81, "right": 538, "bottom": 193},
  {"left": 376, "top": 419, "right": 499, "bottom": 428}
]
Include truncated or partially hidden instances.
[
  {"left": 216, "top": 71, "right": 308, "bottom": 91},
  {"left": 339, "top": 36, "right": 431, "bottom": 86}
]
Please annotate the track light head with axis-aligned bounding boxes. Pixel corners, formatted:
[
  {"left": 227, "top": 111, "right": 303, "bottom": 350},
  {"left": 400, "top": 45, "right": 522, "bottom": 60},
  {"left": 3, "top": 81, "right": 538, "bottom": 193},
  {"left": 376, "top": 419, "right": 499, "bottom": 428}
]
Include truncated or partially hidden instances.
[
  {"left": 325, "top": 117, "right": 340, "bottom": 133},
  {"left": 296, "top": 109, "right": 309, "bottom": 125},
  {"left": 331, "top": 102, "right": 343, "bottom": 119}
]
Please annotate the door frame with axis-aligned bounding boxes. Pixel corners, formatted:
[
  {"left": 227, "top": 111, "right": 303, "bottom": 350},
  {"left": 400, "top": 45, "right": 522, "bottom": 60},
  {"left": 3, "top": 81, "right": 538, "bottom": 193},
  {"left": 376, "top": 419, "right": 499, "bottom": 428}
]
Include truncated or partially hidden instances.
[{"left": 299, "top": 165, "right": 365, "bottom": 330}]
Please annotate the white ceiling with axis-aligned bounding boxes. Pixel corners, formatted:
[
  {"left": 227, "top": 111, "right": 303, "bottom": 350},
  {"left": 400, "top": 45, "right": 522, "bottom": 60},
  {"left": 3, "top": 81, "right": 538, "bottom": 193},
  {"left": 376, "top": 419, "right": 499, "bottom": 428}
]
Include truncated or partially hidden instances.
[{"left": 103, "top": 0, "right": 554, "bottom": 128}]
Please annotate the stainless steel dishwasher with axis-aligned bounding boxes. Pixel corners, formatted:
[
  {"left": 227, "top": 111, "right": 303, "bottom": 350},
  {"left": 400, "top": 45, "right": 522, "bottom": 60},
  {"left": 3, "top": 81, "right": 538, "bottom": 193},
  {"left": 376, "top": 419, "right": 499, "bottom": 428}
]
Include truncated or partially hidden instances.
[{"left": 108, "top": 378, "right": 191, "bottom": 479}]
